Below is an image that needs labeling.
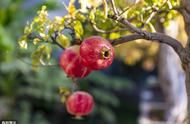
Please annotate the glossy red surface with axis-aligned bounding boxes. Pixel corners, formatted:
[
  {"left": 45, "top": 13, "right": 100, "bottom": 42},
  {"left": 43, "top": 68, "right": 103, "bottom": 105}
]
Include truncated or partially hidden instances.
[{"left": 80, "top": 36, "right": 114, "bottom": 70}]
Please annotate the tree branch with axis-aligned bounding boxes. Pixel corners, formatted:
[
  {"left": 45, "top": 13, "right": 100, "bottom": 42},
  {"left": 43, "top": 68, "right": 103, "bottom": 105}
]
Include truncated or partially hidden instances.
[
  {"left": 111, "top": 34, "right": 142, "bottom": 45},
  {"left": 28, "top": 32, "right": 65, "bottom": 50},
  {"left": 109, "top": 15, "right": 185, "bottom": 60},
  {"left": 110, "top": 0, "right": 119, "bottom": 15},
  {"left": 50, "top": 31, "right": 65, "bottom": 50},
  {"left": 141, "top": 0, "right": 168, "bottom": 28},
  {"left": 90, "top": 19, "right": 129, "bottom": 33}
]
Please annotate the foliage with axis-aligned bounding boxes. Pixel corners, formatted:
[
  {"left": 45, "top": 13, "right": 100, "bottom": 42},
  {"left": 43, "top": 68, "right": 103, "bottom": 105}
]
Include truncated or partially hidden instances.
[
  {"left": 0, "top": 0, "right": 185, "bottom": 124},
  {"left": 18, "top": 0, "right": 182, "bottom": 70},
  {"left": 0, "top": 0, "right": 136, "bottom": 123}
]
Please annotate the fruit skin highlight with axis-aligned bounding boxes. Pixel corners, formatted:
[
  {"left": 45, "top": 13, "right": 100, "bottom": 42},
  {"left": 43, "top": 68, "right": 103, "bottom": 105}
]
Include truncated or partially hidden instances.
[
  {"left": 59, "top": 45, "right": 91, "bottom": 78},
  {"left": 80, "top": 36, "right": 114, "bottom": 70},
  {"left": 66, "top": 91, "right": 94, "bottom": 117}
]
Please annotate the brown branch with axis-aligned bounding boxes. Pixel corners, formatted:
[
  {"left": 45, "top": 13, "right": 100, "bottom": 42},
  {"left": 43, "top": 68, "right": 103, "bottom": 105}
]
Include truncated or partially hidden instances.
[
  {"left": 182, "top": 0, "right": 190, "bottom": 14},
  {"left": 112, "top": 33, "right": 183, "bottom": 53},
  {"left": 111, "top": 34, "right": 143, "bottom": 45},
  {"left": 109, "top": 15, "right": 185, "bottom": 60},
  {"left": 50, "top": 31, "right": 65, "bottom": 50}
]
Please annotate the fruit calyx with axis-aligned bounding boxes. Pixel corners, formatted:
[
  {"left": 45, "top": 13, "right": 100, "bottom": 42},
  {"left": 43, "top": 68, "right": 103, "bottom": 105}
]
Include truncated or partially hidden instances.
[{"left": 100, "top": 46, "right": 111, "bottom": 59}]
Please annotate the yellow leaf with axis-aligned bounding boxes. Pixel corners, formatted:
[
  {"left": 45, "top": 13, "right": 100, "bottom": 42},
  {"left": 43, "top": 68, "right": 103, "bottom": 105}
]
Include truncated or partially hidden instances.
[
  {"left": 73, "top": 21, "right": 83, "bottom": 39},
  {"left": 33, "top": 38, "right": 41, "bottom": 45},
  {"left": 109, "top": 33, "right": 120, "bottom": 39},
  {"left": 60, "top": 96, "right": 66, "bottom": 103},
  {"left": 59, "top": 86, "right": 71, "bottom": 96},
  {"left": 68, "top": 0, "right": 76, "bottom": 17},
  {"left": 19, "top": 40, "right": 27, "bottom": 49},
  {"left": 56, "top": 34, "right": 70, "bottom": 48},
  {"left": 18, "top": 36, "right": 27, "bottom": 49}
]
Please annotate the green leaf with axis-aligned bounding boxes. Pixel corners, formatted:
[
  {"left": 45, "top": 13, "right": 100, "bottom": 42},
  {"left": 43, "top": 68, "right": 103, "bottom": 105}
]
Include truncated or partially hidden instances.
[
  {"left": 148, "top": 22, "right": 156, "bottom": 32},
  {"left": 109, "top": 32, "right": 120, "bottom": 40},
  {"left": 44, "top": 44, "right": 52, "bottom": 60},
  {"left": 56, "top": 34, "right": 70, "bottom": 48},
  {"left": 73, "top": 20, "right": 84, "bottom": 39},
  {"left": 31, "top": 44, "right": 52, "bottom": 69},
  {"left": 89, "top": 8, "right": 96, "bottom": 23},
  {"left": 75, "top": 12, "right": 86, "bottom": 22},
  {"left": 18, "top": 36, "right": 27, "bottom": 49},
  {"left": 33, "top": 38, "right": 41, "bottom": 45}
]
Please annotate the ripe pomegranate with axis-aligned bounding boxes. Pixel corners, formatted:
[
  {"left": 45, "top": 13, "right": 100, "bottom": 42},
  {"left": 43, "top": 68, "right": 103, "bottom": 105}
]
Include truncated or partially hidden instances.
[
  {"left": 59, "top": 45, "right": 91, "bottom": 78},
  {"left": 66, "top": 91, "right": 94, "bottom": 117},
  {"left": 80, "top": 36, "right": 114, "bottom": 70}
]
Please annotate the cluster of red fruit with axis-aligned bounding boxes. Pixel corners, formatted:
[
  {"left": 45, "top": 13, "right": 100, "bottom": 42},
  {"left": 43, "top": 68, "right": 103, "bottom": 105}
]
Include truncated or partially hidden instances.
[
  {"left": 59, "top": 36, "right": 115, "bottom": 78},
  {"left": 59, "top": 36, "right": 114, "bottom": 117}
]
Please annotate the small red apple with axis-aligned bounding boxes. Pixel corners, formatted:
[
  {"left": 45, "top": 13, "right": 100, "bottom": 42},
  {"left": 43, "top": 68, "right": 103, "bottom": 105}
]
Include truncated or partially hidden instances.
[
  {"left": 80, "top": 36, "right": 114, "bottom": 70},
  {"left": 59, "top": 45, "right": 91, "bottom": 78},
  {"left": 66, "top": 91, "right": 94, "bottom": 117}
]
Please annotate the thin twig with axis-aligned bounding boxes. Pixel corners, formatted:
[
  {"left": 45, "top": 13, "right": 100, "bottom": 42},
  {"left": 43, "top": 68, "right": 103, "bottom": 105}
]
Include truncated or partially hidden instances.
[
  {"left": 141, "top": 0, "right": 169, "bottom": 28},
  {"left": 90, "top": 19, "right": 128, "bottom": 33},
  {"left": 157, "top": 6, "right": 183, "bottom": 13},
  {"left": 102, "top": 0, "right": 108, "bottom": 19},
  {"left": 50, "top": 31, "right": 65, "bottom": 50},
  {"left": 118, "top": 7, "right": 130, "bottom": 17},
  {"left": 71, "top": 78, "right": 79, "bottom": 91},
  {"left": 110, "top": 0, "right": 119, "bottom": 16},
  {"left": 28, "top": 32, "right": 65, "bottom": 50}
]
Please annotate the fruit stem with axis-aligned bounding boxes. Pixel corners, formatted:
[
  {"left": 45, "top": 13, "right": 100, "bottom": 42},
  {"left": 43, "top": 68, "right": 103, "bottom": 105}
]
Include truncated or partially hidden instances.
[{"left": 71, "top": 78, "right": 79, "bottom": 91}]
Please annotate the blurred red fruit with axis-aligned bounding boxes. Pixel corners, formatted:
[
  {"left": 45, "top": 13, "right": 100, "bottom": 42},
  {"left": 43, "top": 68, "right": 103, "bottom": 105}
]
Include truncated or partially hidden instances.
[
  {"left": 59, "top": 45, "right": 91, "bottom": 78},
  {"left": 66, "top": 91, "right": 94, "bottom": 117}
]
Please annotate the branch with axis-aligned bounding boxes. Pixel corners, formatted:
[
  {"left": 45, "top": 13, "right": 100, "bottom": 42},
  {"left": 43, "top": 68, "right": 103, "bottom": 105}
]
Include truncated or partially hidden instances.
[
  {"left": 182, "top": 0, "right": 190, "bottom": 14},
  {"left": 50, "top": 31, "right": 65, "bottom": 50},
  {"left": 111, "top": 34, "right": 143, "bottom": 45},
  {"left": 90, "top": 19, "right": 128, "bottom": 33},
  {"left": 140, "top": 0, "right": 168, "bottom": 28},
  {"left": 112, "top": 33, "right": 183, "bottom": 53},
  {"left": 110, "top": 0, "right": 119, "bottom": 15},
  {"left": 109, "top": 15, "right": 185, "bottom": 60},
  {"left": 28, "top": 32, "right": 65, "bottom": 50}
]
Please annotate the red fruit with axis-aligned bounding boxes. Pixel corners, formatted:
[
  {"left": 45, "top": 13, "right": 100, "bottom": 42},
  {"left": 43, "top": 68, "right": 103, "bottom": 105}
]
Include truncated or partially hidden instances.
[
  {"left": 80, "top": 36, "right": 114, "bottom": 70},
  {"left": 59, "top": 45, "right": 91, "bottom": 78},
  {"left": 66, "top": 91, "right": 94, "bottom": 117}
]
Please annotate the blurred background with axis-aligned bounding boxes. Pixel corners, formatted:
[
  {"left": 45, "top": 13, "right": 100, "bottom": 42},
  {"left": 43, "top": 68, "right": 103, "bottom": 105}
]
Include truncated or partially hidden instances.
[{"left": 0, "top": 0, "right": 188, "bottom": 124}]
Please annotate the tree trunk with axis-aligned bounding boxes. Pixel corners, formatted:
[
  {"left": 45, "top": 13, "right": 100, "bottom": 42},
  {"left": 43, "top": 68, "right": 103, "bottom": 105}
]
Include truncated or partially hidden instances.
[
  {"left": 180, "top": 1, "right": 190, "bottom": 123},
  {"left": 157, "top": 19, "right": 187, "bottom": 123},
  {"left": 184, "top": 64, "right": 190, "bottom": 124}
]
